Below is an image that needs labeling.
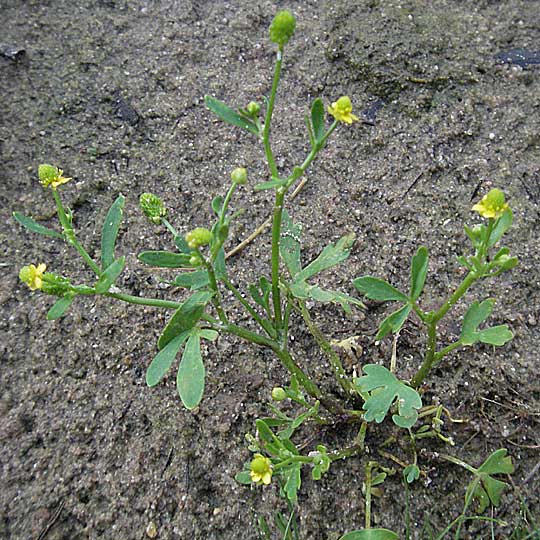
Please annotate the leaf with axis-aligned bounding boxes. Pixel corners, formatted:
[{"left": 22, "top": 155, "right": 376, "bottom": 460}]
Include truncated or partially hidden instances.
[
  {"left": 311, "top": 98, "right": 325, "bottom": 142},
  {"left": 47, "top": 295, "right": 75, "bottom": 320},
  {"left": 138, "top": 250, "right": 192, "bottom": 268},
  {"left": 289, "top": 282, "right": 363, "bottom": 314},
  {"left": 234, "top": 470, "right": 252, "bottom": 485},
  {"left": 249, "top": 276, "right": 272, "bottom": 314},
  {"left": 461, "top": 299, "right": 513, "bottom": 346},
  {"left": 254, "top": 178, "right": 288, "bottom": 191},
  {"left": 356, "top": 364, "right": 422, "bottom": 428},
  {"left": 280, "top": 209, "right": 302, "bottom": 277},
  {"left": 199, "top": 329, "right": 218, "bottom": 341},
  {"left": 339, "top": 529, "right": 399, "bottom": 540},
  {"left": 353, "top": 276, "right": 409, "bottom": 302},
  {"left": 205, "top": 95, "right": 259, "bottom": 135},
  {"left": 95, "top": 256, "right": 125, "bottom": 294},
  {"left": 478, "top": 449, "right": 514, "bottom": 475},
  {"left": 489, "top": 208, "right": 513, "bottom": 247},
  {"left": 146, "top": 331, "right": 189, "bottom": 386},
  {"left": 255, "top": 419, "right": 284, "bottom": 455},
  {"left": 174, "top": 270, "right": 210, "bottom": 290},
  {"left": 410, "top": 246, "right": 428, "bottom": 301},
  {"left": 211, "top": 195, "right": 224, "bottom": 218},
  {"left": 295, "top": 234, "right": 355, "bottom": 283},
  {"left": 174, "top": 234, "right": 191, "bottom": 253},
  {"left": 158, "top": 291, "right": 213, "bottom": 349},
  {"left": 404, "top": 464, "right": 420, "bottom": 484},
  {"left": 375, "top": 304, "right": 412, "bottom": 341},
  {"left": 176, "top": 333, "right": 205, "bottom": 409},
  {"left": 13, "top": 212, "right": 63, "bottom": 239},
  {"left": 100, "top": 195, "right": 125, "bottom": 270},
  {"left": 283, "top": 463, "right": 302, "bottom": 504}
]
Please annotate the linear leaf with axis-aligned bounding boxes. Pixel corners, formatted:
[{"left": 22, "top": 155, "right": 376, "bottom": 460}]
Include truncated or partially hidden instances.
[
  {"left": 254, "top": 178, "right": 288, "bottom": 191},
  {"left": 410, "top": 246, "right": 429, "bottom": 301},
  {"left": 138, "top": 250, "right": 192, "bottom": 268},
  {"left": 311, "top": 98, "right": 325, "bottom": 142},
  {"left": 375, "top": 304, "right": 412, "bottom": 340},
  {"left": 353, "top": 276, "right": 409, "bottom": 302},
  {"left": 47, "top": 294, "right": 75, "bottom": 320},
  {"left": 146, "top": 331, "right": 189, "bottom": 387},
  {"left": 101, "top": 195, "right": 125, "bottom": 270},
  {"left": 177, "top": 333, "right": 205, "bottom": 409},
  {"left": 13, "top": 212, "right": 63, "bottom": 239},
  {"left": 95, "top": 256, "right": 125, "bottom": 294},
  {"left": 205, "top": 95, "right": 259, "bottom": 135},
  {"left": 489, "top": 208, "right": 513, "bottom": 247}
]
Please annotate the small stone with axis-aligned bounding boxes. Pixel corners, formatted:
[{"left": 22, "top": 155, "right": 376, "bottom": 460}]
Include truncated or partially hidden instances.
[{"left": 146, "top": 521, "right": 158, "bottom": 538}]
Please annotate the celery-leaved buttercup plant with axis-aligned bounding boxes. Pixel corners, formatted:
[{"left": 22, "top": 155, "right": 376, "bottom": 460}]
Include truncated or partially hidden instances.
[{"left": 15, "top": 10, "right": 519, "bottom": 537}]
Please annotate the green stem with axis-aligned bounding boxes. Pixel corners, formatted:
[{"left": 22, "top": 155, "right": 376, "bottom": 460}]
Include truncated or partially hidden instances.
[
  {"left": 221, "top": 276, "right": 277, "bottom": 339},
  {"left": 433, "top": 339, "right": 464, "bottom": 364},
  {"left": 106, "top": 292, "right": 181, "bottom": 310},
  {"left": 329, "top": 444, "right": 363, "bottom": 461},
  {"left": 263, "top": 45, "right": 284, "bottom": 177},
  {"left": 161, "top": 217, "right": 178, "bottom": 238},
  {"left": 365, "top": 462, "right": 374, "bottom": 529},
  {"left": 271, "top": 188, "right": 286, "bottom": 332},
  {"left": 219, "top": 183, "right": 237, "bottom": 224},
  {"left": 433, "top": 272, "right": 477, "bottom": 324},
  {"left": 411, "top": 318, "right": 437, "bottom": 388},
  {"left": 297, "top": 300, "right": 356, "bottom": 395},
  {"left": 200, "top": 252, "right": 228, "bottom": 324},
  {"left": 52, "top": 190, "right": 101, "bottom": 276}
]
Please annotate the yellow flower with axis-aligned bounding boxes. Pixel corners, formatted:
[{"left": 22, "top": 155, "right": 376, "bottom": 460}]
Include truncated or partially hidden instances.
[
  {"left": 250, "top": 454, "right": 273, "bottom": 485},
  {"left": 38, "top": 164, "right": 71, "bottom": 190},
  {"left": 19, "top": 263, "right": 47, "bottom": 290},
  {"left": 327, "top": 96, "right": 359, "bottom": 124},
  {"left": 472, "top": 188, "right": 509, "bottom": 219}
]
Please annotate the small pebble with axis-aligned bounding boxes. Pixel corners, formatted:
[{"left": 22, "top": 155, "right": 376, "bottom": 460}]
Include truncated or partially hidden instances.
[{"left": 146, "top": 521, "right": 158, "bottom": 538}]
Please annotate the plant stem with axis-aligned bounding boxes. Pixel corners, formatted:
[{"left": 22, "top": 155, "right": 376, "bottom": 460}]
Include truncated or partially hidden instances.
[
  {"left": 201, "top": 253, "right": 228, "bottom": 324},
  {"left": 297, "top": 300, "right": 356, "bottom": 395},
  {"left": 263, "top": 45, "right": 284, "bottom": 177},
  {"left": 52, "top": 190, "right": 102, "bottom": 276},
  {"left": 161, "top": 218, "right": 178, "bottom": 237},
  {"left": 106, "top": 292, "right": 181, "bottom": 310},
  {"left": 365, "top": 462, "right": 374, "bottom": 529},
  {"left": 433, "top": 272, "right": 477, "bottom": 324},
  {"left": 411, "top": 318, "right": 437, "bottom": 388},
  {"left": 271, "top": 188, "right": 286, "bottom": 333}
]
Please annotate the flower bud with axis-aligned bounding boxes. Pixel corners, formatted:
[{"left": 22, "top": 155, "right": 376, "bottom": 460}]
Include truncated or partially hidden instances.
[
  {"left": 189, "top": 254, "right": 202, "bottom": 266},
  {"left": 246, "top": 101, "right": 260, "bottom": 116},
  {"left": 495, "top": 254, "right": 518, "bottom": 271},
  {"left": 185, "top": 227, "right": 213, "bottom": 249},
  {"left": 231, "top": 167, "right": 247, "bottom": 185},
  {"left": 139, "top": 193, "right": 167, "bottom": 224},
  {"left": 269, "top": 10, "right": 296, "bottom": 46},
  {"left": 271, "top": 387, "right": 287, "bottom": 401}
]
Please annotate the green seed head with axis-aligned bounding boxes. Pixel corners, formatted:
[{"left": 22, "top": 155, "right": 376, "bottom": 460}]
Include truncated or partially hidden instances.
[
  {"left": 251, "top": 455, "right": 269, "bottom": 475},
  {"left": 269, "top": 10, "right": 296, "bottom": 46},
  {"left": 485, "top": 188, "right": 506, "bottom": 209},
  {"left": 139, "top": 193, "right": 167, "bottom": 224},
  {"left": 231, "top": 167, "right": 248, "bottom": 185},
  {"left": 38, "top": 164, "right": 58, "bottom": 185},
  {"left": 185, "top": 227, "right": 213, "bottom": 249},
  {"left": 271, "top": 387, "right": 287, "bottom": 401},
  {"left": 246, "top": 101, "right": 260, "bottom": 116}
]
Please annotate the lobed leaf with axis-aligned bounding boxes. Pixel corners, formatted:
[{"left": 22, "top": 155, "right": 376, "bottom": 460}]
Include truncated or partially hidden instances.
[
  {"left": 283, "top": 463, "right": 302, "bottom": 504},
  {"left": 478, "top": 449, "right": 514, "bottom": 475},
  {"left": 13, "top": 212, "right": 63, "bottom": 239},
  {"left": 100, "top": 195, "right": 125, "bottom": 270},
  {"left": 204, "top": 95, "right": 259, "bottom": 135},
  {"left": 176, "top": 333, "right": 205, "bottom": 409},
  {"left": 461, "top": 299, "right": 513, "bottom": 346},
  {"left": 280, "top": 209, "right": 302, "bottom": 277},
  {"left": 353, "top": 276, "right": 409, "bottom": 302}
]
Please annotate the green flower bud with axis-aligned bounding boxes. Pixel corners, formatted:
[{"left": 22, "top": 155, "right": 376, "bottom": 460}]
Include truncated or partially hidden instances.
[
  {"left": 271, "top": 387, "right": 287, "bottom": 401},
  {"left": 185, "top": 227, "right": 213, "bottom": 249},
  {"left": 189, "top": 254, "right": 202, "bottom": 266},
  {"left": 139, "top": 193, "right": 167, "bottom": 224},
  {"left": 269, "top": 10, "right": 296, "bottom": 46},
  {"left": 231, "top": 167, "right": 248, "bottom": 185},
  {"left": 495, "top": 254, "right": 519, "bottom": 271},
  {"left": 246, "top": 101, "right": 260, "bottom": 116}
]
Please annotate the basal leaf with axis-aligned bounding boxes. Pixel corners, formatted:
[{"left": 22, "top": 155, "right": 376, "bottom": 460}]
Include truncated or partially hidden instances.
[
  {"left": 280, "top": 209, "right": 302, "bottom": 277},
  {"left": 13, "top": 212, "right": 63, "bottom": 239},
  {"left": 101, "top": 195, "right": 125, "bottom": 270},
  {"left": 375, "top": 304, "right": 412, "bottom": 341},
  {"left": 311, "top": 98, "right": 325, "bottom": 142},
  {"left": 353, "top": 276, "right": 409, "bottom": 302},
  {"left": 158, "top": 291, "right": 213, "bottom": 349},
  {"left": 410, "top": 246, "right": 429, "bottom": 301},
  {"left": 294, "top": 233, "right": 356, "bottom": 283},
  {"left": 205, "top": 95, "right": 259, "bottom": 135},
  {"left": 146, "top": 331, "right": 189, "bottom": 387},
  {"left": 47, "top": 294, "right": 75, "bottom": 320},
  {"left": 138, "top": 250, "right": 192, "bottom": 268},
  {"left": 95, "top": 256, "right": 125, "bottom": 294},
  {"left": 356, "top": 364, "right": 422, "bottom": 427},
  {"left": 339, "top": 529, "right": 399, "bottom": 540},
  {"left": 177, "top": 333, "right": 205, "bottom": 409}
]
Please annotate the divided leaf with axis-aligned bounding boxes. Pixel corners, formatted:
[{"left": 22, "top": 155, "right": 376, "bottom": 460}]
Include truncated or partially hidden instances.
[
  {"left": 461, "top": 299, "right": 513, "bottom": 346},
  {"left": 353, "top": 277, "right": 408, "bottom": 302},
  {"left": 356, "top": 364, "right": 422, "bottom": 428},
  {"left": 177, "top": 333, "right": 205, "bottom": 409},
  {"left": 283, "top": 463, "right": 302, "bottom": 504},
  {"left": 204, "top": 95, "right": 259, "bottom": 135},
  {"left": 158, "top": 291, "right": 213, "bottom": 349},
  {"left": 13, "top": 212, "right": 63, "bottom": 239},
  {"left": 101, "top": 195, "right": 125, "bottom": 270}
]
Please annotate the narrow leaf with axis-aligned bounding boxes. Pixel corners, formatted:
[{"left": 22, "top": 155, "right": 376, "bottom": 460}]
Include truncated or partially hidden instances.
[
  {"left": 138, "top": 250, "right": 192, "bottom": 268},
  {"left": 477, "top": 325, "right": 513, "bottom": 346},
  {"left": 146, "top": 331, "right": 189, "bottom": 387},
  {"left": 410, "top": 246, "right": 429, "bottom": 301},
  {"left": 158, "top": 291, "right": 213, "bottom": 349},
  {"left": 284, "top": 464, "right": 301, "bottom": 504},
  {"left": 174, "top": 234, "right": 191, "bottom": 253},
  {"left": 489, "top": 208, "right": 513, "bottom": 247},
  {"left": 211, "top": 196, "right": 224, "bottom": 218},
  {"left": 177, "top": 333, "right": 205, "bottom": 409},
  {"left": 353, "top": 276, "right": 409, "bottom": 302},
  {"left": 47, "top": 295, "right": 75, "bottom": 320},
  {"left": 95, "top": 256, "right": 125, "bottom": 294},
  {"left": 101, "top": 195, "right": 125, "bottom": 270},
  {"left": 339, "top": 529, "right": 399, "bottom": 540},
  {"left": 311, "top": 98, "right": 325, "bottom": 142},
  {"left": 174, "top": 270, "right": 210, "bottom": 290},
  {"left": 254, "top": 178, "right": 288, "bottom": 191},
  {"left": 375, "top": 304, "right": 412, "bottom": 340},
  {"left": 205, "top": 95, "right": 259, "bottom": 135},
  {"left": 13, "top": 212, "right": 63, "bottom": 239},
  {"left": 280, "top": 209, "right": 302, "bottom": 277}
]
